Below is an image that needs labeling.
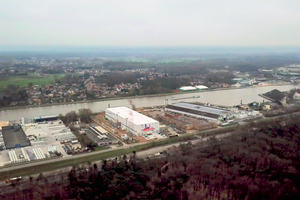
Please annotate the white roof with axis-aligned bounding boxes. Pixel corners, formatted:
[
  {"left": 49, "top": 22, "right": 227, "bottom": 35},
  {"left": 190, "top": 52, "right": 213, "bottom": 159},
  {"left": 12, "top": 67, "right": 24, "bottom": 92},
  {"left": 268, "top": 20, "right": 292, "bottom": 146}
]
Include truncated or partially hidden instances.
[
  {"left": 180, "top": 86, "right": 196, "bottom": 90},
  {"left": 196, "top": 85, "right": 208, "bottom": 89},
  {"left": 94, "top": 126, "right": 108, "bottom": 134},
  {"left": 106, "top": 107, "right": 158, "bottom": 125}
]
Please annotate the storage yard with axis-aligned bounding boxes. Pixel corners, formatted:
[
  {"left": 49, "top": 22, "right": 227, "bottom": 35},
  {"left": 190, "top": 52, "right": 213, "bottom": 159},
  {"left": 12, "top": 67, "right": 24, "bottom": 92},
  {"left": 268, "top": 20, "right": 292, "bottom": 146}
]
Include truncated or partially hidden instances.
[
  {"left": 144, "top": 107, "right": 217, "bottom": 132},
  {"left": 0, "top": 110, "right": 125, "bottom": 167},
  {"left": 0, "top": 120, "right": 76, "bottom": 166},
  {"left": 0, "top": 98, "right": 265, "bottom": 168},
  {"left": 93, "top": 101, "right": 263, "bottom": 144}
]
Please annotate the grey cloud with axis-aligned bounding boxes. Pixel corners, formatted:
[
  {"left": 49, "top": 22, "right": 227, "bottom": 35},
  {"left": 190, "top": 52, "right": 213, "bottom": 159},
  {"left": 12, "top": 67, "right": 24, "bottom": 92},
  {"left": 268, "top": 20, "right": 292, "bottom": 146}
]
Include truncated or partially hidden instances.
[{"left": 0, "top": 0, "right": 299, "bottom": 46}]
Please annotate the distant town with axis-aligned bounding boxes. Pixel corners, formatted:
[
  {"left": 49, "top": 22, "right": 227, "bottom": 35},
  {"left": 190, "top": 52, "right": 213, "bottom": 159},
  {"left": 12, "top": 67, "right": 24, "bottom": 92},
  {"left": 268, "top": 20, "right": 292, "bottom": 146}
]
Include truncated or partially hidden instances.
[
  {"left": 1, "top": 55, "right": 300, "bottom": 109},
  {"left": 1, "top": 53, "right": 300, "bottom": 199},
  {"left": 1, "top": 0, "right": 300, "bottom": 197}
]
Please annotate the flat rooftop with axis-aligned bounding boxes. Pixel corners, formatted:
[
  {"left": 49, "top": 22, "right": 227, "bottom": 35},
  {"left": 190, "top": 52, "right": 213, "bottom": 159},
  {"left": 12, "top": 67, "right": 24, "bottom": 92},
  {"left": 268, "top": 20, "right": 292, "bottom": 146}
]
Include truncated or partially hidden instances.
[
  {"left": 171, "top": 102, "right": 232, "bottom": 115},
  {"left": 260, "top": 89, "right": 285, "bottom": 104},
  {"left": 2, "top": 126, "right": 31, "bottom": 149},
  {"left": 106, "top": 107, "right": 158, "bottom": 125},
  {"left": 85, "top": 127, "right": 117, "bottom": 145},
  {"left": 166, "top": 102, "right": 232, "bottom": 120},
  {"left": 34, "top": 115, "right": 58, "bottom": 122}
]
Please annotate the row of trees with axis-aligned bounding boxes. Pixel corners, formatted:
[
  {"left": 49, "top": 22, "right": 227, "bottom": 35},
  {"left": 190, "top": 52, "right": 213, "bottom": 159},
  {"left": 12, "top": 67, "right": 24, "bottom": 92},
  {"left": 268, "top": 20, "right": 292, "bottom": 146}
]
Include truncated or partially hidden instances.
[
  {"left": 55, "top": 74, "right": 82, "bottom": 86},
  {"left": 6, "top": 115, "right": 300, "bottom": 199},
  {"left": 58, "top": 108, "right": 92, "bottom": 125},
  {"left": 138, "top": 77, "right": 191, "bottom": 95},
  {"left": 94, "top": 71, "right": 143, "bottom": 87},
  {"left": 0, "top": 84, "right": 28, "bottom": 108},
  {"left": 204, "top": 72, "right": 235, "bottom": 85}
]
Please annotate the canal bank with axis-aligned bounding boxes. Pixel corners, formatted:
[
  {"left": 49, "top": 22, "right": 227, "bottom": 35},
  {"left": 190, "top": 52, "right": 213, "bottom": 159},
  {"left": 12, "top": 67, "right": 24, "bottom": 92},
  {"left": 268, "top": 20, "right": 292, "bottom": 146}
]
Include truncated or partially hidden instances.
[
  {"left": 0, "top": 83, "right": 292, "bottom": 112},
  {"left": 0, "top": 84, "right": 297, "bottom": 121}
]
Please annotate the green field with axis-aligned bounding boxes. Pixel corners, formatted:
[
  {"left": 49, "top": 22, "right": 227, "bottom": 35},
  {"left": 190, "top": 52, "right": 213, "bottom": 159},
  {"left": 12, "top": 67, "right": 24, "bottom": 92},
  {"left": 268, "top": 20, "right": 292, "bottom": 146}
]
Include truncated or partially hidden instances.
[{"left": 0, "top": 74, "right": 65, "bottom": 91}]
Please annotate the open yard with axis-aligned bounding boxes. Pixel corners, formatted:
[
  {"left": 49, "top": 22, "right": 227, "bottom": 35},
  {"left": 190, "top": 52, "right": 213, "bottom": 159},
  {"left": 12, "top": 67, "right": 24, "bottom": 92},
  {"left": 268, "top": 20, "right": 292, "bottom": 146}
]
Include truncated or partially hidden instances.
[{"left": 0, "top": 74, "right": 65, "bottom": 91}]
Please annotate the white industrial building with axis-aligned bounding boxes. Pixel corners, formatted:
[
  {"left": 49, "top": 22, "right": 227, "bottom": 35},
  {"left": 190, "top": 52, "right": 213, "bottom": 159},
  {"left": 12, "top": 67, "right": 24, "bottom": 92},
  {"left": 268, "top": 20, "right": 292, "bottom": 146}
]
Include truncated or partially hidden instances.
[
  {"left": 179, "top": 86, "right": 197, "bottom": 91},
  {"left": 105, "top": 107, "right": 159, "bottom": 136},
  {"left": 195, "top": 85, "right": 208, "bottom": 90}
]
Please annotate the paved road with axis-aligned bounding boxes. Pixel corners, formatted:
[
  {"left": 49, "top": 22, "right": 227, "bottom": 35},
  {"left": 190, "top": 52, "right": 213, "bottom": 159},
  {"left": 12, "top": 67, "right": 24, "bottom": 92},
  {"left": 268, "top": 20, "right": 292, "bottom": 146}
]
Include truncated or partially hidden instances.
[
  {"left": 0, "top": 128, "right": 234, "bottom": 176},
  {"left": 0, "top": 131, "right": 235, "bottom": 195}
]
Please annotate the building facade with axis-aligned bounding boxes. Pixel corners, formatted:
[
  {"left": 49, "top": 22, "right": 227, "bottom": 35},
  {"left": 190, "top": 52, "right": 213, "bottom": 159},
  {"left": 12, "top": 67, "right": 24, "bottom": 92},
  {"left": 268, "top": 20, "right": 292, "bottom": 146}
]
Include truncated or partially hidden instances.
[{"left": 105, "top": 107, "right": 159, "bottom": 136}]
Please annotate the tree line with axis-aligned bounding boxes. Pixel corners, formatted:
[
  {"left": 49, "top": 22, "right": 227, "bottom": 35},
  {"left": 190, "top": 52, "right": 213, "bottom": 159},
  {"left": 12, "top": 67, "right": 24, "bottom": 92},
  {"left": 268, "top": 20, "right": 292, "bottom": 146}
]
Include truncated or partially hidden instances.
[
  {"left": 0, "top": 84, "right": 28, "bottom": 107},
  {"left": 5, "top": 115, "right": 300, "bottom": 199},
  {"left": 58, "top": 108, "right": 93, "bottom": 125}
]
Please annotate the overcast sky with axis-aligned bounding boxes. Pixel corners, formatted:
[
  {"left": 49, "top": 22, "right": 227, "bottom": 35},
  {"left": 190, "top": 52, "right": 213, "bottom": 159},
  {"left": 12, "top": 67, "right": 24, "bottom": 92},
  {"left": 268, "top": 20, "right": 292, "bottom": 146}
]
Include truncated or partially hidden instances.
[{"left": 1, "top": 0, "right": 299, "bottom": 47}]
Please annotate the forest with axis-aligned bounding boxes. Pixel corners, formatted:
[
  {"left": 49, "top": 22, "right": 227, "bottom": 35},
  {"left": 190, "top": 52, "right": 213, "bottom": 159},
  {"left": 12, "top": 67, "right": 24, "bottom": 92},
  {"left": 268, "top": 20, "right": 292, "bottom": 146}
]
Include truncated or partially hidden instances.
[{"left": 4, "top": 116, "right": 300, "bottom": 199}]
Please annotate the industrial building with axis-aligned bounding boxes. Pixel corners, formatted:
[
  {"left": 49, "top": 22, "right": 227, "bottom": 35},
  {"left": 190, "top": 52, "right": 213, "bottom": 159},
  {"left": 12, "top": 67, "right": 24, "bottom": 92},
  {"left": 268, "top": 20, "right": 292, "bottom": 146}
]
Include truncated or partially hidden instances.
[
  {"left": 195, "top": 85, "right": 208, "bottom": 90},
  {"left": 179, "top": 86, "right": 197, "bottom": 91},
  {"left": 259, "top": 89, "right": 286, "bottom": 105},
  {"left": 85, "top": 125, "right": 118, "bottom": 146},
  {"left": 2, "top": 126, "right": 31, "bottom": 149},
  {"left": 34, "top": 115, "right": 58, "bottom": 123},
  {"left": 165, "top": 102, "right": 234, "bottom": 122},
  {"left": 105, "top": 107, "right": 159, "bottom": 136}
]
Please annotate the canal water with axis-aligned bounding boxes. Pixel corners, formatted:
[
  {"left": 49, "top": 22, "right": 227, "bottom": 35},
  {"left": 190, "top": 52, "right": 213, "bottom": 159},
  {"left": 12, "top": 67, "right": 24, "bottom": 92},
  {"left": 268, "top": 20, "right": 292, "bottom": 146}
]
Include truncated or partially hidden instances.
[{"left": 0, "top": 85, "right": 297, "bottom": 121}]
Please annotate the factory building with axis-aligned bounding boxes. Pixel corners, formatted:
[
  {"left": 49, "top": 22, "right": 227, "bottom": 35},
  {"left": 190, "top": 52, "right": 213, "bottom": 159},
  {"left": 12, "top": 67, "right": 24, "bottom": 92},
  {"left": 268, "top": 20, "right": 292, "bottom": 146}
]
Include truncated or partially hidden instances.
[
  {"left": 165, "top": 102, "right": 233, "bottom": 122},
  {"left": 105, "top": 107, "right": 159, "bottom": 136},
  {"left": 195, "top": 85, "right": 208, "bottom": 90},
  {"left": 85, "top": 125, "right": 118, "bottom": 146},
  {"left": 179, "top": 86, "right": 197, "bottom": 91},
  {"left": 34, "top": 115, "right": 58, "bottom": 123},
  {"left": 2, "top": 126, "right": 31, "bottom": 149}
]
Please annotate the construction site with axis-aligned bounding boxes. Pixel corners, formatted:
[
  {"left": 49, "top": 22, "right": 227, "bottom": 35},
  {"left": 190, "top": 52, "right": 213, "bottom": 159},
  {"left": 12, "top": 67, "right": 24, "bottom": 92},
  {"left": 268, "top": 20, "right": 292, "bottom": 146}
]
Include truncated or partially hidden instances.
[
  {"left": 0, "top": 95, "right": 266, "bottom": 168},
  {"left": 91, "top": 96, "right": 265, "bottom": 144}
]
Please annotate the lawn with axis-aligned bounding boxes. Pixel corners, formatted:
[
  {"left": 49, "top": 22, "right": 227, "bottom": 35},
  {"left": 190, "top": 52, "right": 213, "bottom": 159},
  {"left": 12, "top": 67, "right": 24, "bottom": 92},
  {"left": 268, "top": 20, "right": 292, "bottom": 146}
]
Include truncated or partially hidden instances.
[{"left": 0, "top": 74, "right": 65, "bottom": 91}]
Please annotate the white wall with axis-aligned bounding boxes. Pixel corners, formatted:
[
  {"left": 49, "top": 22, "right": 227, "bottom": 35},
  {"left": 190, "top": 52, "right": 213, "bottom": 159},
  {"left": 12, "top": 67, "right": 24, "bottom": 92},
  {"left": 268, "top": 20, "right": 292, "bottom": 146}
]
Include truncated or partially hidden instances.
[
  {"left": 134, "top": 121, "right": 159, "bottom": 136},
  {"left": 105, "top": 109, "right": 159, "bottom": 136}
]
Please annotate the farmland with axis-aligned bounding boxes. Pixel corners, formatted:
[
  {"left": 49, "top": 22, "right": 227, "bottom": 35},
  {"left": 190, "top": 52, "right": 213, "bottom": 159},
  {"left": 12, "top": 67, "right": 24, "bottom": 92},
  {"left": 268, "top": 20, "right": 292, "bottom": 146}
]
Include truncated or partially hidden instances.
[{"left": 0, "top": 73, "right": 64, "bottom": 91}]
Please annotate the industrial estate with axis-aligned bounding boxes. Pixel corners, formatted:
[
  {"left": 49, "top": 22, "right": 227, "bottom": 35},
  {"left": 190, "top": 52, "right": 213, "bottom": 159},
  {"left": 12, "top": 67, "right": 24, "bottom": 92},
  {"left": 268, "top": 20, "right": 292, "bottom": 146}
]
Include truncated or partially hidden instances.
[{"left": 1, "top": 85, "right": 292, "bottom": 170}]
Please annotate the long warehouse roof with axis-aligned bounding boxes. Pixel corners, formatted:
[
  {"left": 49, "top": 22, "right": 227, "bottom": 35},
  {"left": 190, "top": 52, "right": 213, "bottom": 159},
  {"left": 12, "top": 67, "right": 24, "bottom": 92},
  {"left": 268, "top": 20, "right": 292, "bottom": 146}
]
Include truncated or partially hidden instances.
[
  {"left": 106, "top": 107, "right": 158, "bottom": 125},
  {"left": 179, "top": 86, "right": 197, "bottom": 90},
  {"left": 170, "top": 102, "right": 232, "bottom": 115}
]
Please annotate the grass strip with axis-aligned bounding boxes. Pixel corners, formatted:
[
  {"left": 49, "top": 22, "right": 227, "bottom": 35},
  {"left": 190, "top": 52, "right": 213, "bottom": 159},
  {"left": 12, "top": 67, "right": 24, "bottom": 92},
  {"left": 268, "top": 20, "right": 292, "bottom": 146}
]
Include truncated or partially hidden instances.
[
  {"left": 2, "top": 111, "right": 299, "bottom": 181},
  {"left": 0, "top": 134, "right": 197, "bottom": 180}
]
